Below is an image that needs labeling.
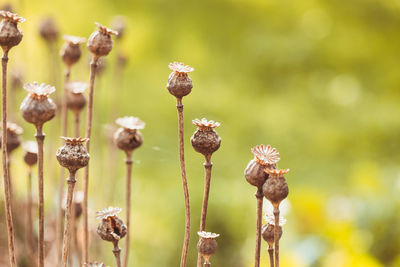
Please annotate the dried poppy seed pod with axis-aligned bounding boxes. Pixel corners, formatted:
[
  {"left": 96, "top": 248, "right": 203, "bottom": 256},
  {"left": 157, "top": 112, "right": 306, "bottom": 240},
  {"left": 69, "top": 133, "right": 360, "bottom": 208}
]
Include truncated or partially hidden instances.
[
  {"left": 263, "top": 169, "right": 289, "bottom": 207},
  {"left": 191, "top": 118, "right": 221, "bottom": 157},
  {"left": 66, "top": 81, "right": 87, "bottom": 114},
  {"left": 262, "top": 213, "right": 286, "bottom": 246},
  {"left": 96, "top": 207, "right": 127, "bottom": 242},
  {"left": 166, "top": 62, "right": 194, "bottom": 98},
  {"left": 87, "top": 22, "right": 117, "bottom": 59},
  {"left": 111, "top": 16, "right": 126, "bottom": 40},
  {"left": 38, "top": 17, "right": 58, "bottom": 42},
  {"left": 0, "top": 122, "right": 22, "bottom": 154},
  {"left": 56, "top": 137, "right": 90, "bottom": 173},
  {"left": 0, "top": 10, "right": 24, "bottom": 51},
  {"left": 244, "top": 144, "right": 280, "bottom": 188},
  {"left": 113, "top": 116, "right": 145, "bottom": 153},
  {"left": 20, "top": 82, "right": 56, "bottom": 128},
  {"left": 60, "top": 35, "right": 85, "bottom": 67},
  {"left": 197, "top": 231, "right": 219, "bottom": 263},
  {"left": 23, "top": 141, "right": 38, "bottom": 166}
]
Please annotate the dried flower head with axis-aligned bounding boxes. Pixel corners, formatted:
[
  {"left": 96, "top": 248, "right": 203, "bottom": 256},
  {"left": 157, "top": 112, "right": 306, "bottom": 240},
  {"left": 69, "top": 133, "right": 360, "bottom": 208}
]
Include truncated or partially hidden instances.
[
  {"left": 192, "top": 118, "right": 220, "bottom": 130},
  {"left": 84, "top": 263, "right": 106, "bottom": 267},
  {"left": 265, "top": 168, "right": 290, "bottom": 178},
  {"left": 191, "top": 118, "right": 221, "bottom": 156},
  {"left": 87, "top": 22, "right": 117, "bottom": 58},
  {"left": 66, "top": 82, "right": 87, "bottom": 113},
  {"left": 60, "top": 35, "right": 86, "bottom": 67},
  {"left": 0, "top": 10, "right": 24, "bottom": 50},
  {"left": 166, "top": 61, "right": 194, "bottom": 98},
  {"left": 56, "top": 137, "right": 90, "bottom": 173},
  {"left": 198, "top": 231, "right": 220, "bottom": 239},
  {"left": 23, "top": 140, "right": 38, "bottom": 166},
  {"left": 263, "top": 168, "right": 289, "bottom": 207},
  {"left": 23, "top": 81, "right": 56, "bottom": 99},
  {"left": 197, "top": 231, "right": 219, "bottom": 263},
  {"left": 96, "top": 206, "right": 127, "bottom": 242},
  {"left": 0, "top": 122, "right": 23, "bottom": 153},
  {"left": 38, "top": 17, "right": 58, "bottom": 42},
  {"left": 111, "top": 16, "right": 126, "bottom": 40},
  {"left": 114, "top": 116, "right": 144, "bottom": 152},
  {"left": 251, "top": 144, "right": 280, "bottom": 166},
  {"left": 116, "top": 116, "right": 145, "bottom": 131}
]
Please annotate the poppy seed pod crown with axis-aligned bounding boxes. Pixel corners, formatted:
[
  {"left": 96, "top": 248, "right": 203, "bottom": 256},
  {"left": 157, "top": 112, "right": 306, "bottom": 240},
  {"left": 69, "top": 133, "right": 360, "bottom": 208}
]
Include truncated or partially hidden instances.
[
  {"left": 191, "top": 118, "right": 221, "bottom": 157},
  {"left": 113, "top": 116, "right": 144, "bottom": 152},
  {"left": 166, "top": 62, "right": 194, "bottom": 98},
  {"left": 263, "top": 169, "right": 289, "bottom": 206},
  {"left": 0, "top": 10, "right": 24, "bottom": 51},
  {"left": 56, "top": 137, "right": 90, "bottom": 173},
  {"left": 87, "top": 22, "right": 117, "bottom": 58}
]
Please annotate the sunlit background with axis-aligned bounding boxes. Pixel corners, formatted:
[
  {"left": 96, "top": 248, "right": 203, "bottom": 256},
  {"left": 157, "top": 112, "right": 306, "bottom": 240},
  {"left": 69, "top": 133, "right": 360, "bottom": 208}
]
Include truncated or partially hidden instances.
[{"left": 0, "top": 0, "right": 400, "bottom": 266}]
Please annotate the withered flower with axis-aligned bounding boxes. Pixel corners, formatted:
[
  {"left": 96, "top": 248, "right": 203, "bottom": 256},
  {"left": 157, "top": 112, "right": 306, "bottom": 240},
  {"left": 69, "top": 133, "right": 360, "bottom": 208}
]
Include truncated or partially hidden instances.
[
  {"left": 166, "top": 61, "right": 194, "bottom": 99},
  {"left": 38, "top": 17, "right": 58, "bottom": 42},
  {"left": 263, "top": 169, "right": 289, "bottom": 207},
  {"left": 66, "top": 81, "right": 87, "bottom": 114},
  {"left": 0, "top": 10, "right": 24, "bottom": 51},
  {"left": 23, "top": 140, "right": 38, "bottom": 166},
  {"left": 56, "top": 137, "right": 90, "bottom": 173},
  {"left": 96, "top": 206, "right": 127, "bottom": 242},
  {"left": 0, "top": 122, "right": 22, "bottom": 154},
  {"left": 20, "top": 82, "right": 56, "bottom": 128},
  {"left": 60, "top": 35, "right": 85, "bottom": 67},
  {"left": 197, "top": 231, "right": 219, "bottom": 264},
  {"left": 113, "top": 116, "right": 144, "bottom": 153},
  {"left": 244, "top": 144, "right": 280, "bottom": 188},
  {"left": 262, "top": 213, "right": 286, "bottom": 247},
  {"left": 191, "top": 118, "right": 221, "bottom": 157},
  {"left": 87, "top": 22, "right": 117, "bottom": 59}
]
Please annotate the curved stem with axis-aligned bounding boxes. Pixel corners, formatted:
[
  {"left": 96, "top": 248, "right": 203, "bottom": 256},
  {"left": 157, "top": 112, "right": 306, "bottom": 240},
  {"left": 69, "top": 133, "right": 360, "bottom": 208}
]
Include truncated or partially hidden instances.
[
  {"left": 176, "top": 98, "right": 191, "bottom": 267},
  {"left": 197, "top": 154, "right": 213, "bottom": 267},
  {"left": 254, "top": 187, "right": 263, "bottom": 267},
  {"left": 113, "top": 241, "right": 122, "bottom": 267},
  {"left": 62, "top": 173, "right": 77, "bottom": 267},
  {"left": 273, "top": 207, "right": 280, "bottom": 267},
  {"left": 2, "top": 49, "right": 16, "bottom": 267},
  {"left": 123, "top": 151, "right": 133, "bottom": 267},
  {"left": 268, "top": 246, "right": 274, "bottom": 267},
  {"left": 35, "top": 126, "right": 45, "bottom": 267},
  {"left": 83, "top": 56, "right": 98, "bottom": 264}
]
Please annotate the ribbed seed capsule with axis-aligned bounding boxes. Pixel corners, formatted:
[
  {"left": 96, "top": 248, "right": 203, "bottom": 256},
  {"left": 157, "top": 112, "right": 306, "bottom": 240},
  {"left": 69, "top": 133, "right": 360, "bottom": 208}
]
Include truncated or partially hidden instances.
[
  {"left": 56, "top": 137, "right": 90, "bottom": 173},
  {"left": 96, "top": 207, "right": 127, "bottom": 242},
  {"left": 66, "top": 81, "right": 87, "bottom": 114},
  {"left": 263, "top": 169, "right": 289, "bottom": 207},
  {"left": 197, "top": 231, "right": 219, "bottom": 263},
  {"left": 166, "top": 62, "right": 194, "bottom": 98},
  {"left": 60, "top": 35, "right": 85, "bottom": 67},
  {"left": 191, "top": 118, "right": 221, "bottom": 157},
  {"left": 87, "top": 22, "right": 117, "bottom": 59},
  {"left": 113, "top": 116, "right": 145, "bottom": 153},
  {"left": 0, "top": 10, "right": 24, "bottom": 51}
]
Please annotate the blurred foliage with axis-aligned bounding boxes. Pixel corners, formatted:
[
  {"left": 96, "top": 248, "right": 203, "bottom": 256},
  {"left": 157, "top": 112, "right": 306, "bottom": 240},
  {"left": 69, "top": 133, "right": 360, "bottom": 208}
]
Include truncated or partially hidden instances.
[{"left": 0, "top": 0, "right": 400, "bottom": 266}]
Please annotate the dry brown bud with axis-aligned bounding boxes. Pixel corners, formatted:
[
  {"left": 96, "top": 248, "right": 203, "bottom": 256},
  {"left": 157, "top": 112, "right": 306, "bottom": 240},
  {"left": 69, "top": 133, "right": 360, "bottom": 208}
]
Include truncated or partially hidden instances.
[
  {"left": 60, "top": 35, "right": 85, "bottom": 67},
  {"left": 166, "top": 62, "right": 193, "bottom": 98},
  {"left": 262, "top": 213, "right": 286, "bottom": 246},
  {"left": 191, "top": 118, "right": 221, "bottom": 157},
  {"left": 23, "top": 141, "right": 38, "bottom": 166},
  {"left": 87, "top": 22, "right": 117, "bottom": 58},
  {"left": 96, "top": 207, "right": 127, "bottom": 242},
  {"left": 0, "top": 10, "right": 24, "bottom": 51},
  {"left": 197, "top": 231, "right": 219, "bottom": 263},
  {"left": 113, "top": 116, "right": 144, "bottom": 152},
  {"left": 66, "top": 81, "right": 87, "bottom": 114},
  {"left": 0, "top": 122, "right": 22, "bottom": 153},
  {"left": 263, "top": 169, "right": 289, "bottom": 206},
  {"left": 38, "top": 17, "right": 58, "bottom": 42},
  {"left": 56, "top": 137, "right": 90, "bottom": 173}
]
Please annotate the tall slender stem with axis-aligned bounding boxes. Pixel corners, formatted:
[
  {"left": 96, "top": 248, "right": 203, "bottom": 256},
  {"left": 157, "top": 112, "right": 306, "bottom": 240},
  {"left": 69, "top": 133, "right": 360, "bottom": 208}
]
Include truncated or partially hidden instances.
[
  {"left": 197, "top": 154, "right": 213, "bottom": 267},
  {"left": 176, "top": 97, "right": 191, "bottom": 267},
  {"left": 58, "top": 66, "right": 71, "bottom": 261},
  {"left": 35, "top": 126, "right": 45, "bottom": 267},
  {"left": 113, "top": 241, "right": 122, "bottom": 267},
  {"left": 2, "top": 48, "right": 16, "bottom": 267},
  {"left": 83, "top": 57, "right": 99, "bottom": 264},
  {"left": 268, "top": 246, "right": 274, "bottom": 267},
  {"left": 26, "top": 166, "right": 36, "bottom": 264},
  {"left": 123, "top": 151, "right": 133, "bottom": 267},
  {"left": 273, "top": 207, "right": 280, "bottom": 267},
  {"left": 74, "top": 112, "right": 80, "bottom": 137},
  {"left": 254, "top": 187, "right": 263, "bottom": 267},
  {"left": 61, "top": 172, "right": 77, "bottom": 267}
]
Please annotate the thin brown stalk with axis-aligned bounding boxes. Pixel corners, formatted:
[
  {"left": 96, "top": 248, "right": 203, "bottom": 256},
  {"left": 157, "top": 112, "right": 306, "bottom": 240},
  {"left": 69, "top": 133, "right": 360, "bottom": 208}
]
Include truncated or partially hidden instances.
[
  {"left": 62, "top": 172, "right": 77, "bottom": 267},
  {"left": 26, "top": 166, "right": 36, "bottom": 265},
  {"left": 176, "top": 97, "right": 191, "bottom": 267},
  {"left": 73, "top": 217, "right": 82, "bottom": 265},
  {"left": 268, "top": 247, "right": 274, "bottom": 267},
  {"left": 74, "top": 112, "right": 80, "bottom": 137},
  {"left": 58, "top": 66, "right": 71, "bottom": 261},
  {"left": 197, "top": 154, "right": 213, "bottom": 267},
  {"left": 2, "top": 49, "right": 17, "bottom": 267},
  {"left": 254, "top": 187, "right": 263, "bottom": 267},
  {"left": 35, "top": 126, "right": 45, "bottom": 267},
  {"left": 273, "top": 207, "right": 280, "bottom": 267},
  {"left": 83, "top": 56, "right": 99, "bottom": 264},
  {"left": 123, "top": 151, "right": 133, "bottom": 267},
  {"left": 113, "top": 241, "right": 122, "bottom": 267}
]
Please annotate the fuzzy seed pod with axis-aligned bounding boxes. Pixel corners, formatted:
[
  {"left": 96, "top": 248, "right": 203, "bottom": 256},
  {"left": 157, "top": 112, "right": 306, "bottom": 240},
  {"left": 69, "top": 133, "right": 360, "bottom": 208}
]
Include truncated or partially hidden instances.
[
  {"left": 66, "top": 82, "right": 87, "bottom": 114},
  {"left": 38, "top": 17, "right": 58, "bottom": 42},
  {"left": 0, "top": 11, "right": 24, "bottom": 51},
  {"left": 56, "top": 137, "right": 90, "bottom": 173},
  {"left": 166, "top": 62, "right": 194, "bottom": 98},
  {"left": 0, "top": 122, "right": 22, "bottom": 154},
  {"left": 23, "top": 141, "right": 38, "bottom": 166},
  {"left": 87, "top": 22, "right": 117, "bottom": 58},
  {"left": 111, "top": 16, "right": 126, "bottom": 40},
  {"left": 20, "top": 82, "right": 56, "bottom": 128},
  {"left": 263, "top": 169, "right": 289, "bottom": 206},
  {"left": 60, "top": 35, "right": 85, "bottom": 67},
  {"left": 244, "top": 144, "right": 280, "bottom": 188},
  {"left": 197, "top": 231, "right": 219, "bottom": 262},
  {"left": 262, "top": 213, "right": 286, "bottom": 246},
  {"left": 96, "top": 207, "right": 127, "bottom": 242},
  {"left": 113, "top": 116, "right": 145, "bottom": 153},
  {"left": 191, "top": 118, "right": 221, "bottom": 157}
]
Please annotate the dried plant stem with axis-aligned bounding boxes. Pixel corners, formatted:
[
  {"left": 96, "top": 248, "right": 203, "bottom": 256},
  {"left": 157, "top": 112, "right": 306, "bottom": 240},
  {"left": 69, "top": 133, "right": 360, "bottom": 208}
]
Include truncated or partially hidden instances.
[
  {"left": 2, "top": 49, "right": 17, "bottom": 267},
  {"left": 74, "top": 112, "right": 80, "bottom": 137},
  {"left": 73, "top": 219, "right": 82, "bottom": 265},
  {"left": 197, "top": 155, "right": 213, "bottom": 267},
  {"left": 57, "top": 66, "right": 71, "bottom": 261},
  {"left": 61, "top": 172, "right": 77, "bottom": 267},
  {"left": 35, "top": 126, "right": 45, "bottom": 267},
  {"left": 123, "top": 151, "right": 133, "bottom": 267},
  {"left": 254, "top": 188, "right": 263, "bottom": 267},
  {"left": 113, "top": 241, "right": 122, "bottom": 267},
  {"left": 26, "top": 166, "right": 36, "bottom": 264},
  {"left": 268, "top": 247, "right": 274, "bottom": 267},
  {"left": 83, "top": 57, "right": 99, "bottom": 264},
  {"left": 176, "top": 97, "right": 191, "bottom": 267},
  {"left": 273, "top": 207, "right": 280, "bottom": 267}
]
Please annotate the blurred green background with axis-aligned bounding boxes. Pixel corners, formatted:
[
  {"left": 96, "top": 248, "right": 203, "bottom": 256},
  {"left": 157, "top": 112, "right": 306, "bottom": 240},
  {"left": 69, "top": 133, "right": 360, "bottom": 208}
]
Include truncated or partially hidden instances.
[{"left": 1, "top": 0, "right": 400, "bottom": 266}]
